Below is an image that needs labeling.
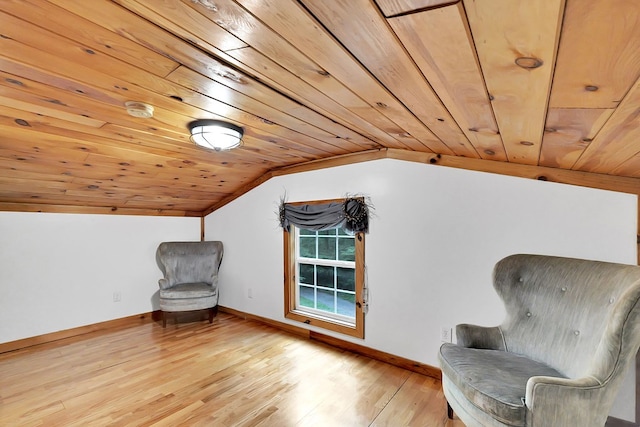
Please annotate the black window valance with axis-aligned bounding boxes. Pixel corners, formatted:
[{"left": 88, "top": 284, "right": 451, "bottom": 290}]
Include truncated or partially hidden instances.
[{"left": 279, "top": 197, "right": 370, "bottom": 234}]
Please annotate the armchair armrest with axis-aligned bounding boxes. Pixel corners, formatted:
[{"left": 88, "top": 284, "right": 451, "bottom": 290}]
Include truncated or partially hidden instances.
[
  {"left": 158, "top": 278, "right": 169, "bottom": 289},
  {"left": 525, "top": 376, "right": 606, "bottom": 426},
  {"left": 209, "top": 273, "right": 219, "bottom": 287},
  {"left": 456, "top": 324, "right": 506, "bottom": 350}
]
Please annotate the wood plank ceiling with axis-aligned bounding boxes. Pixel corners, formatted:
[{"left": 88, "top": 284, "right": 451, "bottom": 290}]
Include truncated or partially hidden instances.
[{"left": 1, "top": 0, "right": 639, "bottom": 216}]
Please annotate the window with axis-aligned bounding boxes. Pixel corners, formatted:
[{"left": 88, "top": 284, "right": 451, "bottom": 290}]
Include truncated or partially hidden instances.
[
  {"left": 284, "top": 229, "right": 365, "bottom": 338},
  {"left": 298, "top": 227, "right": 356, "bottom": 317}
]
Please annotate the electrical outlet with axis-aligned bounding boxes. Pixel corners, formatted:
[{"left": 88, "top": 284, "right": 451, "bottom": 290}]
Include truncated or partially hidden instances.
[
  {"left": 440, "top": 326, "right": 452, "bottom": 343},
  {"left": 248, "top": 288, "right": 253, "bottom": 299},
  {"left": 113, "top": 291, "right": 122, "bottom": 302}
]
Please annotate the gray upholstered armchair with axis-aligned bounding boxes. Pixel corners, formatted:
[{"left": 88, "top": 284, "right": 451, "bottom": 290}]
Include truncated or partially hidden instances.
[
  {"left": 439, "top": 254, "right": 640, "bottom": 426},
  {"left": 156, "top": 241, "right": 223, "bottom": 327}
]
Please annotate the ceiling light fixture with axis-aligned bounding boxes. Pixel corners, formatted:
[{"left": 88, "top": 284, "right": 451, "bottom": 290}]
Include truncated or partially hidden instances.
[{"left": 188, "top": 119, "right": 243, "bottom": 151}]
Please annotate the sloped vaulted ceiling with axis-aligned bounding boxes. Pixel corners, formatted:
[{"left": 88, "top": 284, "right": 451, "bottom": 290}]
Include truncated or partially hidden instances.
[{"left": 1, "top": 0, "right": 639, "bottom": 216}]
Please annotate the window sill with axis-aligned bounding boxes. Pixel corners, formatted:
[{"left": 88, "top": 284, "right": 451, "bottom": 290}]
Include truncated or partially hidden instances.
[{"left": 286, "top": 309, "right": 364, "bottom": 338}]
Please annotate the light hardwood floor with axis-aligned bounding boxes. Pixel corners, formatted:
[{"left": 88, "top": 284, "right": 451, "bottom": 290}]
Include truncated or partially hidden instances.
[{"left": 0, "top": 313, "right": 464, "bottom": 426}]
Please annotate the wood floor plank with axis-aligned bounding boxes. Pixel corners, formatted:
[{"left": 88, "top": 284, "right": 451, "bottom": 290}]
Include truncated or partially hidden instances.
[
  {"left": 371, "top": 373, "right": 455, "bottom": 426},
  {"left": 0, "top": 313, "right": 461, "bottom": 426}
]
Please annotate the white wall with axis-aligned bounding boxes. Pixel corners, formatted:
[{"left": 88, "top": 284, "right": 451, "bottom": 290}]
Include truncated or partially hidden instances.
[
  {"left": 204, "top": 158, "right": 638, "bottom": 422},
  {"left": 0, "top": 211, "right": 199, "bottom": 344}
]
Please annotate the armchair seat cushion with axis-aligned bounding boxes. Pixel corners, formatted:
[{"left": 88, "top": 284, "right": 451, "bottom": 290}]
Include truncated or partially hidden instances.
[
  {"left": 439, "top": 344, "right": 565, "bottom": 426},
  {"left": 160, "top": 282, "right": 217, "bottom": 300}
]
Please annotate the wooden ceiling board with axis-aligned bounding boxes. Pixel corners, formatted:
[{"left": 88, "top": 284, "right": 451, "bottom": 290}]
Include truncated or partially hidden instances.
[
  {"left": 0, "top": 188, "right": 69, "bottom": 203},
  {"left": 0, "top": 144, "right": 255, "bottom": 192},
  {"left": 388, "top": 2, "right": 505, "bottom": 161},
  {"left": 235, "top": 127, "right": 335, "bottom": 158},
  {"left": 0, "top": 143, "right": 90, "bottom": 168},
  {"left": 0, "top": 104, "right": 112, "bottom": 147},
  {"left": 1, "top": 0, "right": 179, "bottom": 79},
  {"left": 0, "top": 55, "right": 127, "bottom": 108},
  {"left": 301, "top": 0, "right": 479, "bottom": 158},
  {"left": 106, "top": 0, "right": 397, "bottom": 153},
  {"left": 166, "top": 66, "right": 377, "bottom": 152},
  {"left": 0, "top": 123, "right": 271, "bottom": 212},
  {"left": 376, "top": 0, "right": 456, "bottom": 17},
  {"left": 154, "top": 86, "right": 353, "bottom": 157},
  {"left": 2, "top": 77, "right": 202, "bottom": 149},
  {"left": 0, "top": 202, "right": 199, "bottom": 216},
  {"left": 0, "top": 11, "right": 187, "bottom": 103},
  {"left": 186, "top": 0, "right": 430, "bottom": 152},
  {"left": 45, "top": 0, "right": 323, "bottom": 145},
  {"left": 111, "top": 0, "right": 270, "bottom": 94},
  {"left": 181, "top": 85, "right": 363, "bottom": 153},
  {"left": 540, "top": 108, "right": 614, "bottom": 169},
  {"left": 549, "top": 0, "right": 640, "bottom": 109},
  {"left": 57, "top": 170, "right": 243, "bottom": 199},
  {"left": 0, "top": 162, "right": 75, "bottom": 180},
  {"left": 225, "top": 47, "right": 420, "bottom": 151},
  {"left": 0, "top": 159, "right": 147, "bottom": 189},
  {"left": 0, "top": 93, "right": 105, "bottom": 129},
  {"left": 0, "top": 76, "right": 150, "bottom": 132},
  {"left": 50, "top": 0, "right": 247, "bottom": 58},
  {"left": 464, "top": 0, "right": 565, "bottom": 165},
  {"left": 113, "top": 1, "right": 422, "bottom": 152},
  {"left": 0, "top": 113, "right": 281, "bottom": 177},
  {"left": 572, "top": 77, "right": 640, "bottom": 174},
  {"left": 611, "top": 154, "right": 640, "bottom": 179},
  {"left": 0, "top": 34, "right": 196, "bottom": 129},
  {"left": 229, "top": 0, "right": 445, "bottom": 152},
  {"left": 1, "top": 0, "right": 640, "bottom": 215},
  {"left": 0, "top": 123, "right": 180, "bottom": 170},
  {"left": 0, "top": 177, "right": 173, "bottom": 202}
]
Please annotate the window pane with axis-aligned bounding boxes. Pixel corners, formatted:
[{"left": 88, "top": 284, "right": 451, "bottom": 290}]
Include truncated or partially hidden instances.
[
  {"left": 318, "top": 229, "right": 336, "bottom": 236},
  {"left": 299, "top": 263, "right": 315, "bottom": 285},
  {"left": 336, "top": 267, "right": 355, "bottom": 291},
  {"left": 317, "top": 237, "right": 336, "bottom": 260},
  {"left": 338, "top": 237, "right": 355, "bottom": 261},
  {"left": 317, "top": 288, "right": 335, "bottom": 312},
  {"left": 337, "top": 292, "right": 355, "bottom": 317},
  {"left": 316, "top": 265, "right": 335, "bottom": 288},
  {"left": 299, "top": 237, "right": 316, "bottom": 258},
  {"left": 300, "top": 228, "right": 315, "bottom": 235},
  {"left": 299, "top": 285, "right": 314, "bottom": 309}
]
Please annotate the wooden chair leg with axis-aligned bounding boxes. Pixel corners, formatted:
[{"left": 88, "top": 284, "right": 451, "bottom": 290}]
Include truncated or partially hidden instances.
[
  {"left": 162, "top": 309, "right": 216, "bottom": 327},
  {"left": 208, "top": 306, "right": 218, "bottom": 323},
  {"left": 447, "top": 402, "right": 454, "bottom": 419}
]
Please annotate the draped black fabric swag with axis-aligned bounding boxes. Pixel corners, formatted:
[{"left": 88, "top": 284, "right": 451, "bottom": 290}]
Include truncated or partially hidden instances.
[{"left": 279, "top": 197, "right": 369, "bottom": 234}]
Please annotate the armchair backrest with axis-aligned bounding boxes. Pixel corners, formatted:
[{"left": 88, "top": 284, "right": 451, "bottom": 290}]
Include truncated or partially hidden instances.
[
  {"left": 493, "top": 254, "right": 640, "bottom": 381},
  {"left": 156, "top": 241, "right": 224, "bottom": 288}
]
